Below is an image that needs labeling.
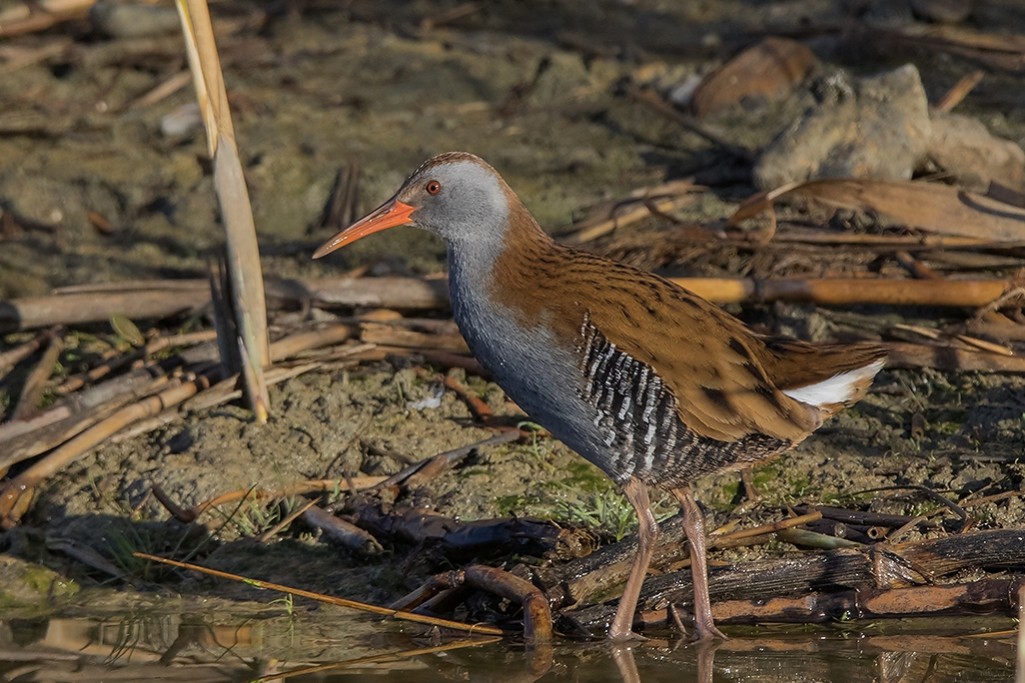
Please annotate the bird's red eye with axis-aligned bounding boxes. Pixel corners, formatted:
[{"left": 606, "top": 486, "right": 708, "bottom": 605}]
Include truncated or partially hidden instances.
[{"left": 425, "top": 180, "right": 442, "bottom": 195}]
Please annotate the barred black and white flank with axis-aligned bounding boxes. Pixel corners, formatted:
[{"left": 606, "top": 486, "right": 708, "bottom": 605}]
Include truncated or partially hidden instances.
[{"left": 577, "top": 314, "right": 788, "bottom": 487}]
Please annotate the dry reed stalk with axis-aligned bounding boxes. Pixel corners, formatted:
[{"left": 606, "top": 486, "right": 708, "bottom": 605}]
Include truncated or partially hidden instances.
[
  {"left": 56, "top": 329, "right": 218, "bottom": 394},
  {"left": 128, "top": 69, "right": 193, "bottom": 110},
  {"left": 179, "top": 325, "right": 359, "bottom": 413},
  {"left": 181, "top": 362, "right": 316, "bottom": 413},
  {"left": 769, "top": 228, "right": 991, "bottom": 248},
  {"left": 0, "top": 366, "right": 173, "bottom": 445},
  {"left": 674, "top": 276, "right": 1009, "bottom": 307},
  {"left": 935, "top": 69, "right": 985, "bottom": 112},
  {"left": 310, "top": 276, "right": 449, "bottom": 310},
  {"left": 268, "top": 323, "right": 356, "bottom": 360},
  {"left": 176, "top": 0, "right": 270, "bottom": 422},
  {"left": 133, "top": 552, "right": 508, "bottom": 636},
  {"left": 892, "top": 323, "right": 1015, "bottom": 356},
  {"left": 714, "top": 511, "right": 822, "bottom": 543},
  {"left": 0, "top": 288, "right": 204, "bottom": 332},
  {"left": 567, "top": 194, "right": 700, "bottom": 243},
  {"left": 967, "top": 312, "right": 1025, "bottom": 343},
  {"left": 359, "top": 321, "right": 469, "bottom": 353}
]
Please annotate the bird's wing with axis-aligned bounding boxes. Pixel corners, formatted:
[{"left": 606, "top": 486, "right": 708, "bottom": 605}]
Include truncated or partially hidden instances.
[{"left": 549, "top": 258, "right": 822, "bottom": 443}]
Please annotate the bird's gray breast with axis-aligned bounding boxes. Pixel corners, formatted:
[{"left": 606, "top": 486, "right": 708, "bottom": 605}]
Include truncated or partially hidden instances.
[{"left": 447, "top": 253, "right": 615, "bottom": 475}]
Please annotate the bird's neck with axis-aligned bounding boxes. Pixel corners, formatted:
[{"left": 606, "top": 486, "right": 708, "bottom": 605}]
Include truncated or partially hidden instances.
[{"left": 447, "top": 196, "right": 556, "bottom": 300}]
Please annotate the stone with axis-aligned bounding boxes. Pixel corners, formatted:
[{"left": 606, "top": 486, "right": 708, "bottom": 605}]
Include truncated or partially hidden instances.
[
  {"left": 924, "top": 110, "right": 1025, "bottom": 191},
  {"left": 754, "top": 64, "right": 932, "bottom": 189}
]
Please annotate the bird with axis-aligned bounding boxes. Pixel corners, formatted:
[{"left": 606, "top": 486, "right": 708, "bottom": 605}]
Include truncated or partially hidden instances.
[{"left": 313, "top": 151, "right": 886, "bottom": 641}]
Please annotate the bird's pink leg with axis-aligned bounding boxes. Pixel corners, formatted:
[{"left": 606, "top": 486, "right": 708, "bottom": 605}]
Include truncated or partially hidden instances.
[
  {"left": 609, "top": 477, "right": 658, "bottom": 641},
  {"left": 672, "top": 486, "right": 726, "bottom": 640}
]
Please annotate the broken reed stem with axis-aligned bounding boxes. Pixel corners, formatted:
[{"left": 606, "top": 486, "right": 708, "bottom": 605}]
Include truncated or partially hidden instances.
[
  {"left": 672, "top": 276, "right": 1009, "bottom": 307},
  {"left": 56, "top": 329, "right": 218, "bottom": 395},
  {"left": 567, "top": 194, "right": 699, "bottom": 243},
  {"left": 714, "top": 510, "right": 823, "bottom": 543},
  {"left": 0, "top": 373, "right": 175, "bottom": 472},
  {"left": 177, "top": 0, "right": 270, "bottom": 422},
  {"left": 935, "top": 69, "right": 984, "bottom": 112},
  {"left": 133, "top": 552, "right": 507, "bottom": 637},
  {"left": 302, "top": 505, "right": 384, "bottom": 555}
]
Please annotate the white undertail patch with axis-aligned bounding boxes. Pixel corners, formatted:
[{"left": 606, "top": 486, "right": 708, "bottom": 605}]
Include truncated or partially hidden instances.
[{"left": 782, "top": 359, "right": 885, "bottom": 408}]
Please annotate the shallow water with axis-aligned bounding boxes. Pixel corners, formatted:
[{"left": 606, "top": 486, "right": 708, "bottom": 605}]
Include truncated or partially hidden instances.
[{"left": 0, "top": 608, "right": 1016, "bottom": 682}]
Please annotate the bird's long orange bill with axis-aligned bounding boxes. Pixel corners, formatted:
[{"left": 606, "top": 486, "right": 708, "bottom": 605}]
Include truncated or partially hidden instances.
[{"left": 312, "top": 199, "right": 416, "bottom": 259}]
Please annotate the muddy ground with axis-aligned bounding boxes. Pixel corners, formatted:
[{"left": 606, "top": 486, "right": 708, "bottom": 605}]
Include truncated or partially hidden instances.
[{"left": 1, "top": 0, "right": 1025, "bottom": 629}]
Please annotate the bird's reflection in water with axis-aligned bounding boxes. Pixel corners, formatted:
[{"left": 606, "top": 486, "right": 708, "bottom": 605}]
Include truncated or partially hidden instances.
[{"left": 611, "top": 638, "right": 716, "bottom": 683}]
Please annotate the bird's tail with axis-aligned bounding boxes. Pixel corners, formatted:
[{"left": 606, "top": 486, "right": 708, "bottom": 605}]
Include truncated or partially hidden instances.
[{"left": 762, "top": 340, "right": 887, "bottom": 417}]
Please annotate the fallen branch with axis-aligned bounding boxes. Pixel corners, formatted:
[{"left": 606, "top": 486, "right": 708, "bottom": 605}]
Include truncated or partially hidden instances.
[
  {"left": 390, "top": 564, "right": 553, "bottom": 644},
  {"left": 635, "top": 576, "right": 1024, "bottom": 627},
  {"left": 303, "top": 504, "right": 384, "bottom": 555},
  {"left": 352, "top": 503, "right": 591, "bottom": 559},
  {"left": 562, "top": 529, "right": 1025, "bottom": 629}
]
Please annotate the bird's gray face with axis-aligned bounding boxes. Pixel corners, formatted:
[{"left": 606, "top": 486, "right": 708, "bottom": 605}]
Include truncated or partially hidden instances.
[{"left": 313, "top": 153, "right": 510, "bottom": 259}]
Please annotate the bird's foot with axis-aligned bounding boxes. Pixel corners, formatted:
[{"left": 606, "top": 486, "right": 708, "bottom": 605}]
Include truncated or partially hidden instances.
[
  {"left": 607, "top": 627, "right": 648, "bottom": 643},
  {"left": 693, "top": 619, "right": 727, "bottom": 642},
  {"left": 670, "top": 604, "right": 726, "bottom": 642}
]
